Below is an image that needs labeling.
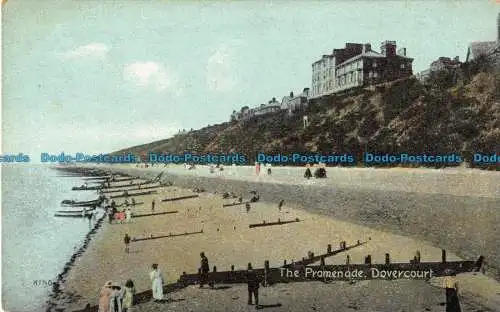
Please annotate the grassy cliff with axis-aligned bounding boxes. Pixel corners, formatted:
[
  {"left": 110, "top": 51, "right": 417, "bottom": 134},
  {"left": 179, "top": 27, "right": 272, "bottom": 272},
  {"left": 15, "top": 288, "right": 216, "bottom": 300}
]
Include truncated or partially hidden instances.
[{"left": 115, "top": 66, "right": 500, "bottom": 169}]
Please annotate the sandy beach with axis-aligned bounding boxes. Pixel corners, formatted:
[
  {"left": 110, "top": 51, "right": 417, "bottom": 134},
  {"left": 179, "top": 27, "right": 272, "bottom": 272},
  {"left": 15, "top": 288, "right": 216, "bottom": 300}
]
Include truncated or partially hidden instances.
[{"left": 53, "top": 170, "right": 500, "bottom": 312}]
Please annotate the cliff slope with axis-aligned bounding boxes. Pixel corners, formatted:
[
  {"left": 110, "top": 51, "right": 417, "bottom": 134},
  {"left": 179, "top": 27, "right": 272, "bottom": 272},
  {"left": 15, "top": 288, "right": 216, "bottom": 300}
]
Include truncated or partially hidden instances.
[{"left": 115, "top": 67, "right": 500, "bottom": 168}]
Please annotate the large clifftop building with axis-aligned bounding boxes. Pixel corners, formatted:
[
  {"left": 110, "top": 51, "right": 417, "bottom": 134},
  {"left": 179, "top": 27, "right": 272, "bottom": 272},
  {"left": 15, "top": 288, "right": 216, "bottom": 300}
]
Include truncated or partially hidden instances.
[{"left": 310, "top": 41, "right": 413, "bottom": 99}]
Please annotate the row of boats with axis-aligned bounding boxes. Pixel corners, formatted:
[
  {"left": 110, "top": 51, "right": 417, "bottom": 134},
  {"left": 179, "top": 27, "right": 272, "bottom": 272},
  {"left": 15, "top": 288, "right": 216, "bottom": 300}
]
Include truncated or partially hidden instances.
[{"left": 55, "top": 169, "right": 166, "bottom": 218}]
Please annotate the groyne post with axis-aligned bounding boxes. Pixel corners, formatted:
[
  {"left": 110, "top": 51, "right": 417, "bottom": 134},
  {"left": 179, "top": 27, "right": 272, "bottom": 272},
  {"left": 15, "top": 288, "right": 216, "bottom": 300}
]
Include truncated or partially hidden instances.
[
  {"left": 264, "top": 260, "right": 269, "bottom": 287},
  {"left": 327, "top": 244, "right": 332, "bottom": 254},
  {"left": 385, "top": 253, "right": 390, "bottom": 264},
  {"left": 442, "top": 249, "right": 447, "bottom": 263},
  {"left": 365, "top": 255, "right": 372, "bottom": 265}
]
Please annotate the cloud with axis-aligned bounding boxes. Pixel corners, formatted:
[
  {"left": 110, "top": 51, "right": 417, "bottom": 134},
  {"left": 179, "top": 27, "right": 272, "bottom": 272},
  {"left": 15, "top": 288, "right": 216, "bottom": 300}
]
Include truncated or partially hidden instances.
[
  {"left": 9, "top": 121, "right": 181, "bottom": 160},
  {"left": 206, "top": 45, "right": 236, "bottom": 92},
  {"left": 123, "top": 61, "right": 181, "bottom": 94},
  {"left": 64, "top": 43, "right": 109, "bottom": 59}
]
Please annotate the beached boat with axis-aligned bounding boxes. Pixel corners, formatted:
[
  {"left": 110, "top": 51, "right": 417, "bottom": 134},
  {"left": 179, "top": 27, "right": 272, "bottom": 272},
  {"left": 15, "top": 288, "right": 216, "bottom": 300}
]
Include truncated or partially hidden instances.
[
  {"left": 72, "top": 180, "right": 155, "bottom": 191},
  {"left": 83, "top": 176, "right": 135, "bottom": 182},
  {"left": 60, "top": 198, "right": 102, "bottom": 207},
  {"left": 100, "top": 182, "right": 171, "bottom": 193},
  {"left": 54, "top": 213, "right": 94, "bottom": 218},
  {"left": 56, "top": 209, "right": 96, "bottom": 214}
]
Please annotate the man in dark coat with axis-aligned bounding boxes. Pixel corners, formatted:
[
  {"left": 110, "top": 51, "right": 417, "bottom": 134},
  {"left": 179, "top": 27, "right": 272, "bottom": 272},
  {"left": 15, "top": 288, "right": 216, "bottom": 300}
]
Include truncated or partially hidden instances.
[
  {"left": 199, "top": 252, "right": 213, "bottom": 288},
  {"left": 247, "top": 263, "right": 260, "bottom": 306}
]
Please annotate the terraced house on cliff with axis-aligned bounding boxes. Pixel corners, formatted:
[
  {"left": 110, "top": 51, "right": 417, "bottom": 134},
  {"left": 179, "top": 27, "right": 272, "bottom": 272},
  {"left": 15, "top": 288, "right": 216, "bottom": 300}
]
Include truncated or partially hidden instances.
[{"left": 310, "top": 41, "right": 413, "bottom": 99}]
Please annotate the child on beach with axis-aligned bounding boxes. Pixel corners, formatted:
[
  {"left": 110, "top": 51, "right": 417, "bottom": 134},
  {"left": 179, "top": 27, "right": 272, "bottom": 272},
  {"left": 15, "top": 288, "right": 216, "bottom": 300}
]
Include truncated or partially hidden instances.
[
  {"left": 122, "top": 279, "right": 136, "bottom": 312},
  {"left": 125, "top": 209, "right": 132, "bottom": 223}
]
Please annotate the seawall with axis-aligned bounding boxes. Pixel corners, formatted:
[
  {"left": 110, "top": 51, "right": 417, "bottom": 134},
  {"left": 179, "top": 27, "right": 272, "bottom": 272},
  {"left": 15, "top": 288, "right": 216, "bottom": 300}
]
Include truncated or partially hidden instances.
[{"left": 100, "top": 167, "right": 500, "bottom": 279}]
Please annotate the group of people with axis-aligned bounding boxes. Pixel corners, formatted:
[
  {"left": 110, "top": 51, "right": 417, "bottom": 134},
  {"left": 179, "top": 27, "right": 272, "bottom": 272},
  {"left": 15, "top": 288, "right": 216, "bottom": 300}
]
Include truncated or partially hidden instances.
[
  {"left": 98, "top": 279, "right": 136, "bottom": 312},
  {"left": 255, "top": 163, "right": 272, "bottom": 175},
  {"left": 107, "top": 201, "right": 133, "bottom": 224},
  {"left": 98, "top": 264, "right": 166, "bottom": 312}
]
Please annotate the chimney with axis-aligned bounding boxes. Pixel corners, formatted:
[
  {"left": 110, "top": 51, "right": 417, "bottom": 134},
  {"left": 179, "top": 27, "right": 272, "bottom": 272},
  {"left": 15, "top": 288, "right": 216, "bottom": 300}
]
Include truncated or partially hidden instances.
[
  {"left": 397, "top": 48, "right": 406, "bottom": 56},
  {"left": 362, "top": 43, "right": 371, "bottom": 54},
  {"left": 381, "top": 40, "right": 397, "bottom": 57}
]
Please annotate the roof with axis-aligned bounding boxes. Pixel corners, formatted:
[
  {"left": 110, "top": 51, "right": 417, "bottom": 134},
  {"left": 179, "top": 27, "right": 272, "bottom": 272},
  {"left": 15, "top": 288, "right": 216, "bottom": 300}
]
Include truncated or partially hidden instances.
[
  {"left": 336, "top": 50, "right": 384, "bottom": 67},
  {"left": 337, "top": 50, "right": 414, "bottom": 68},
  {"left": 312, "top": 54, "right": 334, "bottom": 65},
  {"left": 467, "top": 41, "right": 498, "bottom": 61}
]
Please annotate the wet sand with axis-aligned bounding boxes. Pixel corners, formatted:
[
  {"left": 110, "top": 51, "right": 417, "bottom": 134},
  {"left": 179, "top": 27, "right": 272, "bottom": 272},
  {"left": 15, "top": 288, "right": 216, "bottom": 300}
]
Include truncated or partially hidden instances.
[{"left": 54, "top": 173, "right": 500, "bottom": 311}]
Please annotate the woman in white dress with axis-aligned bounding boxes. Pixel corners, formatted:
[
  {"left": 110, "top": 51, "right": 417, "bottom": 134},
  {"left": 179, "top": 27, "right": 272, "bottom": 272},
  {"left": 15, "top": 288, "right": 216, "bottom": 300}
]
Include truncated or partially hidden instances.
[{"left": 149, "top": 263, "right": 164, "bottom": 301}]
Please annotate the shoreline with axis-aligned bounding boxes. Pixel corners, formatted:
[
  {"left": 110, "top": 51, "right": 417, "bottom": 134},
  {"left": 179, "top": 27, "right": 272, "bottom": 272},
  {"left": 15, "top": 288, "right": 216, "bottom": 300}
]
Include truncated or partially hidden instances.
[
  {"left": 45, "top": 209, "right": 107, "bottom": 312},
  {"left": 51, "top": 167, "right": 500, "bottom": 311}
]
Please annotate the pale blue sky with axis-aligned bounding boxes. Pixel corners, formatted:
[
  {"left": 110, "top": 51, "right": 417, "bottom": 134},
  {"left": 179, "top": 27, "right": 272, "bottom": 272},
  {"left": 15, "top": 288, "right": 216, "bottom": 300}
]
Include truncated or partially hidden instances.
[{"left": 2, "top": 1, "right": 498, "bottom": 159}]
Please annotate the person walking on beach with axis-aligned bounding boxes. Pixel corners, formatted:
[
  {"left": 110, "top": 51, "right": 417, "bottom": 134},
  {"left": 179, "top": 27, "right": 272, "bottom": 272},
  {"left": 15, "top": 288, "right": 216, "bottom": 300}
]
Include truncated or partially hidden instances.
[
  {"left": 131, "top": 198, "right": 136, "bottom": 206},
  {"left": 108, "top": 210, "right": 114, "bottom": 224},
  {"left": 278, "top": 200, "right": 284, "bottom": 212},
  {"left": 443, "top": 270, "right": 461, "bottom": 312},
  {"left": 98, "top": 281, "right": 113, "bottom": 312},
  {"left": 151, "top": 199, "right": 155, "bottom": 212},
  {"left": 199, "top": 252, "right": 213, "bottom": 288},
  {"left": 255, "top": 162, "right": 261, "bottom": 175},
  {"left": 246, "top": 263, "right": 260, "bottom": 306},
  {"left": 123, "top": 234, "right": 131, "bottom": 253},
  {"left": 122, "top": 279, "right": 136, "bottom": 312},
  {"left": 149, "top": 264, "right": 164, "bottom": 301}
]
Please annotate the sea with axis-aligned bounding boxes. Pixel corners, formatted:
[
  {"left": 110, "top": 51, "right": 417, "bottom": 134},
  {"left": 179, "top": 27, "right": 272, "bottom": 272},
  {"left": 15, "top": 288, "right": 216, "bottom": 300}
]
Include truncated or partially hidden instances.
[{"left": 2, "top": 165, "right": 103, "bottom": 312}]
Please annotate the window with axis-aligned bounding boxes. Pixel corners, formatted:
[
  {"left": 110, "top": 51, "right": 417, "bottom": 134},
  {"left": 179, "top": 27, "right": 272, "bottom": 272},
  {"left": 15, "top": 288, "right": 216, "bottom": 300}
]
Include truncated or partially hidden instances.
[
  {"left": 400, "top": 63, "right": 405, "bottom": 69},
  {"left": 373, "top": 61, "right": 377, "bottom": 68}
]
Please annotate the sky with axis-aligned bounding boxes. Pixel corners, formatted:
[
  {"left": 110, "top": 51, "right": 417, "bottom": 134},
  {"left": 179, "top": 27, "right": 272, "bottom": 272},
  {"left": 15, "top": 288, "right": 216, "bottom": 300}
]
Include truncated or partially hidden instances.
[{"left": 1, "top": 0, "right": 498, "bottom": 161}]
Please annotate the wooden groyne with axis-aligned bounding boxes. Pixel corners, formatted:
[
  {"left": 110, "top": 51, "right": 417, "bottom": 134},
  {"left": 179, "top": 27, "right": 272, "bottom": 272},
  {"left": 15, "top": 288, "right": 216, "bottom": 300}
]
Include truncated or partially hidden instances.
[
  {"left": 161, "top": 194, "right": 199, "bottom": 202},
  {"left": 132, "top": 210, "right": 179, "bottom": 218},
  {"left": 177, "top": 256, "right": 484, "bottom": 285},
  {"left": 110, "top": 190, "right": 157, "bottom": 199},
  {"left": 223, "top": 201, "right": 248, "bottom": 207},
  {"left": 283, "top": 240, "right": 368, "bottom": 268},
  {"left": 131, "top": 230, "right": 203, "bottom": 242},
  {"left": 249, "top": 218, "right": 301, "bottom": 228}
]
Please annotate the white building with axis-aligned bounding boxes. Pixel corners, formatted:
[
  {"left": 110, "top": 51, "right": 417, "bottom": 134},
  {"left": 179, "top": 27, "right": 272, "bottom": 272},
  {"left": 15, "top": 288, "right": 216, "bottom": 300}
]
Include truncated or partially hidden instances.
[
  {"left": 281, "top": 88, "right": 310, "bottom": 115},
  {"left": 311, "top": 54, "right": 336, "bottom": 99}
]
